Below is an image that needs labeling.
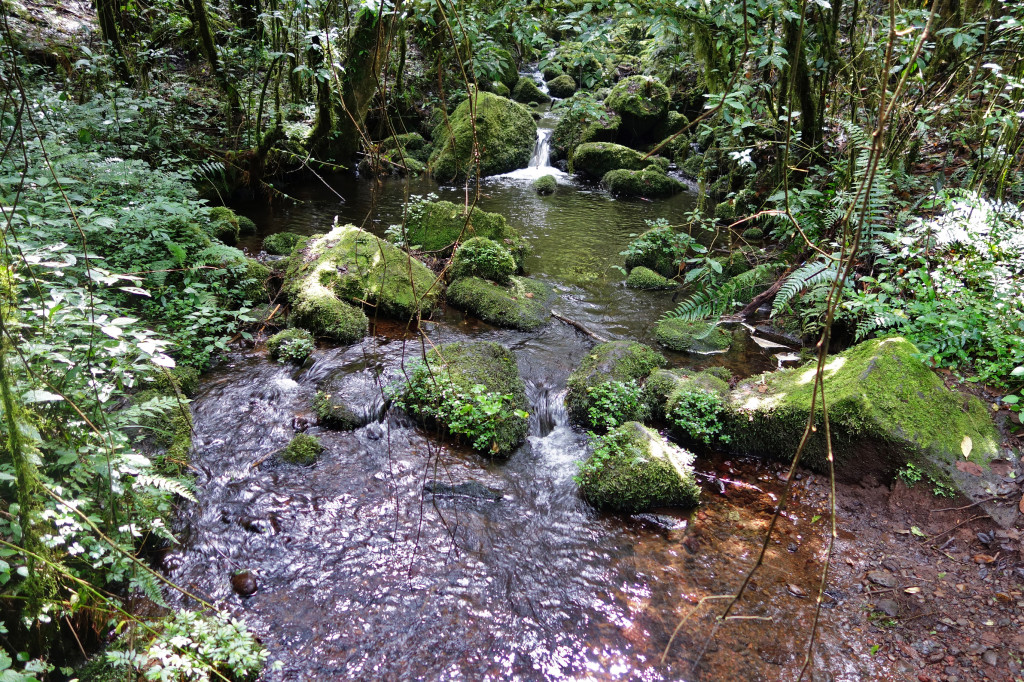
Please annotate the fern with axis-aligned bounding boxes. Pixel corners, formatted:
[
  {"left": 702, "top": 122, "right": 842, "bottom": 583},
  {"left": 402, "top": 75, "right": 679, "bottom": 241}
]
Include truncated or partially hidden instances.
[
  {"left": 770, "top": 259, "right": 840, "bottom": 317},
  {"left": 855, "top": 311, "right": 908, "bottom": 340},
  {"left": 135, "top": 474, "right": 197, "bottom": 503},
  {"left": 663, "top": 263, "right": 782, "bottom": 322},
  {"left": 129, "top": 566, "right": 169, "bottom": 608}
]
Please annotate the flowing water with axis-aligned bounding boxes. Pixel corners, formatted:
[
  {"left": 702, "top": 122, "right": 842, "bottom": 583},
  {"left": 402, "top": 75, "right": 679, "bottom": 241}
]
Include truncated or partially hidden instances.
[{"left": 170, "top": 94, "right": 875, "bottom": 680}]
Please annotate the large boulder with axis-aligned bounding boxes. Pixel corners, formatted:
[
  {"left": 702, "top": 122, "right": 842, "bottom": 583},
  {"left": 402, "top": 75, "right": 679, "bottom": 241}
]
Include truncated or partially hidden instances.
[
  {"left": 405, "top": 200, "right": 527, "bottom": 268},
  {"left": 429, "top": 91, "right": 537, "bottom": 182},
  {"left": 566, "top": 341, "right": 666, "bottom": 428},
  {"left": 550, "top": 94, "right": 620, "bottom": 165},
  {"left": 284, "top": 224, "right": 442, "bottom": 330},
  {"left": 606, "top": 75, "right": 670, "bottom": 139},
  {"left": 547, "top": 74, "right": 577, "bottom": 99},
  {"left": 725, "top": 337, "right": 1011, "bottom": 522},
  {"left": 654, "top": 319, "right": 733, "bottom": 353},
  {"left": 577, "top": 422, "right": 701, "bottom": 513},
  {"left": 571, "top": 142, "right": 649, "bottom": 179},
  {"left": 602, "top": 167, "right": 684, "bottom": 198},
  {"left": 447, "top": 276, "right": 555, "bottom": 331},
  {"left": 512, "top": 76, "right": 551, "bottom": 104},
  {"left": 394, "top": 341, "right": 529, "bottom": 456},
  {"left": 314, "top": 369, "right": 387, "bottom": 430}
]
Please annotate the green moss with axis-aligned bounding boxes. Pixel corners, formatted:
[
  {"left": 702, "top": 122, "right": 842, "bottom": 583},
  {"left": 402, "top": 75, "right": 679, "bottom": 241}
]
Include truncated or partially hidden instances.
[
  {"left": 263, "top": 232, "right": 302, "bottom": 255},
  {"left": 239, "top": 258, "right": 271, "bottom": 302},
  {"left": 281, "top": 433, "right": 323, "bottom": 465},
  {"left": 642, "top": 369, "right": 728, "bottom": 420},
  {"left": 450, "top": 237, "right": 516, "bottom": 284},
  {"left": 490, "top": 81, "right": 511, "bottom": 97},
  {"left": 290, "top": 290, "right": 368, "bottom": 343},
  {"left": 405, "top": 200, "right": 527, "bottom": 268},
  {"left": 622, "top": 226, "right": 691, "bottom": 278},
  {"left": 397, "top": 341, "right": 529, "bottom": 455},
  {"left": 494, "top": 48, "right": 519, "bottom": 89},
  {"left": 566, "top": 341, "right": 666, "bottom": 426},
  {"left": 605, "top": 76, "right": 670, "bottom": 138},
  {"left": 207, "top": 206, "right": 240, "bottom": 245},
  {"left": 625, "top": 266, "right": 672, "bottom": 289},
  {"left": 512, "top": 76, "right": 551, "bottom": 104},
  {"left": 132, "top": 389, "right": 193, "bottom": 474},
  {"left": 533, "top": 174, "right": 557, "bottom": 195},
  {"left": 266, "top": 328, "right": 315, "bottom": 363},
  {"left": 701, "top": 366, "right": 732, "bottom": 382},
  {"left": 429, "top": 91, "right": 537, "bottom": 181},
  {"left": 237, "top": 215, "right": 257, "bottom": 235},
  {"left": 724, "top": 337, "right": 1003, "bottom": 485},
  {"left": 152, "top": 365, "right": 201, "bottom": 398},
  {"left": 542, "top": 65, "right": 564, "bottom": 81},
  {"left": 550, "top": 94, "right": 621, "bottom": 165},
  {"left": 447, "top": 276, "right": 554, "bottom": 331},
  {"left": 285, "top": 224, "right": 443, "bottom": 322},
  {"left": 380, "top": 132, "right": 431, "bottom": 162},
  {"left": 603, "top": 168, "right": 684, "bottom": 198},
  {"left": 654, "top": 319, "right": 733, "bottom": 353},
  {"left": 547, "top": 74, "right": 577, "bottom": 99},
  {"left": 577, "top": 422, "right": 700, "bottom": 513},
  {"left": 742, "top": 227, "right": 764, "bottom": 241},
  {"left": 313, "top": 390, "right": 361, "bottom": 431},
  {"left": 571, "top": 142, "right": 648, "bottom": 179},
  {"left": 714, "top": 201, "right": 736, "bottom": 222}
]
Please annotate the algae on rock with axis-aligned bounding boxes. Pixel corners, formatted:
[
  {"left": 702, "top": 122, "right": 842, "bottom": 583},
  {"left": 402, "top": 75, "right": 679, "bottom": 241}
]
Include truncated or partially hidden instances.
[
  {"left": 577, "top": 422, "right": 700, "bottom": 513},
  {"left": 395, "top": 341, "right": 529, "bottom": 456},
  {"left": 429, "top": 91, "right": 537, "bottom": 181},
  {"left": 281, "top": 433, "right": 323, "bottom": 465},
  {"left": 447, "top": 276, "right": 555, "bottom": 331}
]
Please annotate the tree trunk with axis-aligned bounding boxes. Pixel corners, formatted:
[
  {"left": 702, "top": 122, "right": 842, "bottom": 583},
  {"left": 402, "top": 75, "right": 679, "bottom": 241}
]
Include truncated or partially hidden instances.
[
  {"left": 96, "top": 0, "right": 134, "bottom": 84},
  {"left": 183, "top": 0, "right": 241, "bottom": 124}
]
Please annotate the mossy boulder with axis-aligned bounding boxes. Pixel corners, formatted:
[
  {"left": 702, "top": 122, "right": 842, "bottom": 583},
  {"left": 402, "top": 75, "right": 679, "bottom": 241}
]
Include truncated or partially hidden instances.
[
  {"left": 284, "top": 223, "right": 443, "bottom": 324},
  {"left": 550, "top": 95, "right": 621, "bottom": 165},
  {"left": 380, "top": 132, "right": 432, "bottom": 162},
  {"left": 281, "top": 433, "right": 323, "bottom": 465},
  {"left": 606, "top": 76, "right": 670, "bottom": 139},
  {"left": 489, "top": 81, "right": 511, "bottom": 98},
  {"left": 405, "top": 200, "right": 527, "bottom": 268},
  {"left": 625, "top": 266, "right": 672, "bottom": 290},
  {"left": 566, "top": 341, "right": 666, "bottom": 427},
  {"left": 512, "top": 76, "right": 551, "bottom": 104},
  {"left": 200, "top": 244, "right": 271, "bottom": 303},
  {"left": 206, "top": 206, "right": 242, "bottom": 245},
  {"left": 542, "top": 64, "right": 564, "bottom": 81},
  {"left": 577, "top": 422, "right": 700, "bottom": 513},
  {"left": 450, "top": 237, "right": 516, "bottom": 284},
  {"left": 396, "top": 341, "right": 529, "bottom": 456},
  {"left": 643, "top": 368, "right": 729, "bottom": 420},
  {"left": 429, "top": 91, "right": 537, "bottom": 181},
  {"left": 622, "top": 226, "right": 690, "bottom": 278},
  {"left": 742, "top": 227, "right": 764, "bottom": 241},
  {"left": 654, "top": 319, "right": 733, "bottom": 353},
  {"left": 263, "top": 231, "right": 303, "bottom": 256},
  {"left": 571, "top": 142, "right": 648, "bottom": 179},
  {"left": 602, "top": 167, "right": 684, "bottom": 198},
  {"left": 151, "top": 365, "right": 201, "bottom": 398},
  {"left": 358, "top": 150, "right": 427, "bottom": 178},
  {"left": 547, "top": 74, "right": 577, "bottom": 99},
  {"left": 290, "top": 291, "right": 368, "bottom": 344},
  {"left": 266, "top": 328, "right": 315, "bottom": 364},
  {"left": 493, "top": 48, "right": 519, "bottom": 89},
  {"left": 533, "top": 174, "right": 557, "bottom": 195},
  {"left": 724, "top": 337, "right": 1007, "bottom": 518},
  {"left": 314, "top": 370, "right": 387, "bottom": 430},
  {"left": 447, "top": 276, "right": 555, "bottom": 331}
]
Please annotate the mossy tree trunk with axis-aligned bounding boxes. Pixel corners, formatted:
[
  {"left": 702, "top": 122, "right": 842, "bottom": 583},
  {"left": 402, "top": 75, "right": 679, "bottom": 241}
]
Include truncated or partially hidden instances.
[
  {"left": 96, "top": 0, "right": 134, "bottom": 84},
  {"left": 778, "top": 7, "right": 821, "bottom": 171},
  {"left": 182, "top": 0, "right": 242, "bottom": 125}
]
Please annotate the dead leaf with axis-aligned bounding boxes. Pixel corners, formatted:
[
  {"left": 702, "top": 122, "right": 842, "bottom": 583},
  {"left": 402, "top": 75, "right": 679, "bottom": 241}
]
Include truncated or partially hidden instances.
[
  {"left": 757, "top": 385, "right": 768, "bottom": 394},
  {"left": 961, "top": 435, "right": 973, "bottom": 459},
  {"left": 904, "top": 587, "right": 921, "bottom": 594},
  {"left": 956, "top": 461, "right": 984, "bottom": 477},
  {"left": 524, "top": 293, "right": 534, "bottom": 298},
  {"left": 973, "top": 554, "right": 997, "bottom": 564},
  {"left": 1019, "top": 493, "right": 1024, "bottom": 515},
  {"left": 787, "top": 583, "right": 808, "bottom": 597},
  {"left": 989, "top": 459, "right": 1013, "bottom": 477}
]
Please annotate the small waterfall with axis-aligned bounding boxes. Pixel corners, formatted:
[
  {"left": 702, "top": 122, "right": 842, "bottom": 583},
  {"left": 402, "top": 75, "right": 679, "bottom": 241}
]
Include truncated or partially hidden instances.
[{"left": 498, "top": 127, "right": 567, "bottom": 181}]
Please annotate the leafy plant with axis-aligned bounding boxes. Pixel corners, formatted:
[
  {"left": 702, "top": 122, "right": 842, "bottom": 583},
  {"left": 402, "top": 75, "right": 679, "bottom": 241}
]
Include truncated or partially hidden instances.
[
  {"left": 667, "top": 389, "right": 730, "bottom": 445},
  {"left": 586, "top": 379, "right": 646, "bottom": 430}
]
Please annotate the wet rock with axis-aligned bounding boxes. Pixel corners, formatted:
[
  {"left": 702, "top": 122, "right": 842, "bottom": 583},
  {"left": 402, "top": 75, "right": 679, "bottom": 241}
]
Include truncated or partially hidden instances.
[
  {"left": 447, "top": 276, "right": 556, "bottom": 331},
  {"left": 868, "top": 570, "right": 899, "bottom": 588},
  {"left": 565, "top": 340, "right": 665, "bottom": 429},
  {"left": 315, "top": 369, "right": 387, "bottom": 430},
  {"left": 982, "top": 650, "right": 998, "bottom": 666},
  {"left": 654, "top": 319, "right": 732, "bottom": 353},
  {"left": 424, "top": 480, "right": 502, "bottom": 502},
  {"left": 875, "top": 598, "right": 899, "bottom": 617},
  {"left": 429, "top": 92, "right": 537, "bottom": 181},
  {"left": 632, "top": 513, "right": 687, "bottom": 530},
  {"left": 231, "top": 570, "right": 258, "bottom": 597}
]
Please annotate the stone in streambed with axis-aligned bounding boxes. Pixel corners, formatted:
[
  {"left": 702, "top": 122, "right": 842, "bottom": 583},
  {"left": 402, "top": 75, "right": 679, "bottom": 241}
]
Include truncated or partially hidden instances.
[
  {"left": 565, "top": 340, "right": 666, "bottom": 429},
  {"left": 231, "top": 570, "right": 258, "bottom": 597},
  {"left": 446, "top": 276, "right": 555, "bottom": 331},
  {"left": 404, "top": 200, "right": 527, "bottom": 268},
  {"left": 314, "top": 369, "right": 387, "bottom": 430},
  {"left": 654, "top": 319, "right": 733, "bottom": 353}
]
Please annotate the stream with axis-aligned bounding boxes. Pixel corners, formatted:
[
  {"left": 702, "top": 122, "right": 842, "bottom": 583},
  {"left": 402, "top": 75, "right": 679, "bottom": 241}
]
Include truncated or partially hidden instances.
[{"left": 167, "top": 85, "right": 877, "bottom": 680}]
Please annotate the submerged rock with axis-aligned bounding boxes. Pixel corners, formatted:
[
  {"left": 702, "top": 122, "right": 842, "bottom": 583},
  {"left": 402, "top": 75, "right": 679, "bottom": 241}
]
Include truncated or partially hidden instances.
[
  {"left": 424, "top": 480, "right": 503, "bottom": 502},
  {"left": 395, "top": 341, "right": 529, "bottom": 456},
  {"left": 447, "top": 276, "right": 555, "bottom": 331},
  {"left": 577, "top": 422, "right": 701, "bottom": 513},
  {"left": 314, "top": 369, "right": 387, "bottom": 430},
  {"left": 429, "top": 91, "right": 537, "bottom": 181},
  {"left": 284, "top": 223, "right": 442, "bottom": 332},
  {"left": 566, "top": 340, "right": 666, "bottom": 428},
  {"left": 405, "top": 200, "right": 527, "bottom": 268},
  {"left": 654, "top": 319, "right": 733, "bottom": 353},
  {"left": 725, "top": 337, "right": 1009, "bottom": 521}
]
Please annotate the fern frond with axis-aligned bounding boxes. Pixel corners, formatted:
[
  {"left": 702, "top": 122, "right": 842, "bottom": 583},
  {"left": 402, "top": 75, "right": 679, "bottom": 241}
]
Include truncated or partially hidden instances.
[
  {"left": 663, "top": 263, "right": 782, "bottom": 322},
  {"left": 130, "top": 568, "right": 168, "bottom": 608},
  {"left": 135, "top": 474, "right": 197, "bottom": 503},
  {"left": 771, "top": 260, "right": 839, "bottom": 317},
  {"left": 855, "top": 311, "right": 908, "bottom": 340}
]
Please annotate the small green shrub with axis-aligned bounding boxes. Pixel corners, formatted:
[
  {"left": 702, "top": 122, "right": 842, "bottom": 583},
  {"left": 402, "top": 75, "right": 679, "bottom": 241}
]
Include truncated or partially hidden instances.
[
  {"left": 281, "top": 433, "right": 323, "bottom": 465},
  {"left": 897, "top": 462, "right": 923, "bottom": 487},
  {"left": 450, "top": 237, "right": 517, "bottom": 284},
  {"left": 667, "top": 388, "right": 730, "bottom": 445},
  {"left": 586, "top": 379, "right": 647, "bottom": 430},
  {"left": 266, "top": 328, "right": 315, "bottom": 364}
]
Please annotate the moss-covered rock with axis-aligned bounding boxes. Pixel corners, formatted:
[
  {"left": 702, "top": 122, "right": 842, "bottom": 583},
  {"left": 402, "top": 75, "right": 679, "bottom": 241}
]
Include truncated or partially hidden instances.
[
  {"left": 512, "top": 76, "right": 551, "bottom": 104},
  {"left": 742, "top": 227, "right": 764, "bottom": 241},
  {"left": 550, "top": 94, "right": 621, "bottom": 165},
  {"left": 447, "top": 276, "right": 555, "bottom": 331},
  {"left": 290, "top": 290, "right": 368, "bottom": 343},
  {"left": 490, "top": 81, "right": 511, "bottom": 98},
  {"left": 494, "top": 48, "right": 519, "bottom": 89},
  {"left": 263, "top": 231, "right": 302, "bottom": 256},
  {"left": 714, "top": 200, "right": 736, "bottom": 222},
  {"left": 151, "top": 365, "right": 201, "bottom": 398},
  {"left": 603, "top": 167, "right": 684, "bottom": 198},
  {"left": 606, "top": 76, "right": 670, "bottom": 139},
  {"left": 396, "top": 341, "right": 529, "bottom": 456},
  {"left": 405, "top": 200, "right": 527, "bottom": 268},
  {"left": 533, "top": 174, "right": 557, "bottom": 195},
  {"left": 450, "top": 237, "right": 516, "bottom": 284},
  {"left": 643, "top": 368, "right": 729, "bottom": 420},
  {"left": 358, "top": 150, "right": 426, "bottom": 178},
  {"left": 571, "top": 142, "right": 648, "bottom": 179},
  {"left": 284, "top": 224, "right": 443, "bottom": 325},
  {"left": 724, "top": 337, "right": 1004, "bottom": 501},
  {"left": 701, "top": 366, "right": 732, "bottom": 383},
  {"left": 380, "top": 132, "right": 432, "bottom": 162},
  {"left": 206, "top": 206, "right": 241, "bottom": 245},
  {"left": 566, "top": 341, "right": 666, "bottom": 427},
  {"left": 622, "top": 225, "right": 690, "bottom": 278},
  {"left": 266, "top": 328, "right": 315, "bottom": 364},
  {"left": 654, "top": 319, "right": 733, "bottom": 353},
  {"left": 314, "top": 370, "right": 386, "bottom": 430},
  {"left": 237, "top": 215, "right": 257, "bottom": 235},
  {"left": 542, "top": 64, "right": 564, "bottom": 81},
  {"left": 577, "top": 422, "right": 700, "bottom": 513},
  {"left": 281, "top": 433, "right": 323, "bottom": 465},
  {"left": 547, "top": 74, "right": 576, "bottom": 99},
  {"left": 429, "top": 91, "right": 537, "bottom": 181},
  {"left": 625, "top": 266, "right": 672, "bottom": 289},
  {"left": 199, "top": 245, "right": 271, "bottom": 303}
]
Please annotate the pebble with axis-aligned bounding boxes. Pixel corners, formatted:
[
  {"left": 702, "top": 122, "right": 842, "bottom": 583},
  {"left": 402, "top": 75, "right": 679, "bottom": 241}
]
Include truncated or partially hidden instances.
[
  {"left": 868, "top": 570, "right": 898, "bottom": 588},
  {"left": 982, "top": 650, "right": 998, "bottom": 667},
  {"left": 231, "top": 570, "right": 258, "bottom": 597},
  {"left": 876, "top": 598, "right": 899, "bottom": 617}
]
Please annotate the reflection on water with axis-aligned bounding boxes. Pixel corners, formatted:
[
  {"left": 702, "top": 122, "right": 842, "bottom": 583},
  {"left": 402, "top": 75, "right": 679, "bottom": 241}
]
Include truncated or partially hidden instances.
[{"left": 175, "top": 173, "right": 866, "bottom": 680}]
